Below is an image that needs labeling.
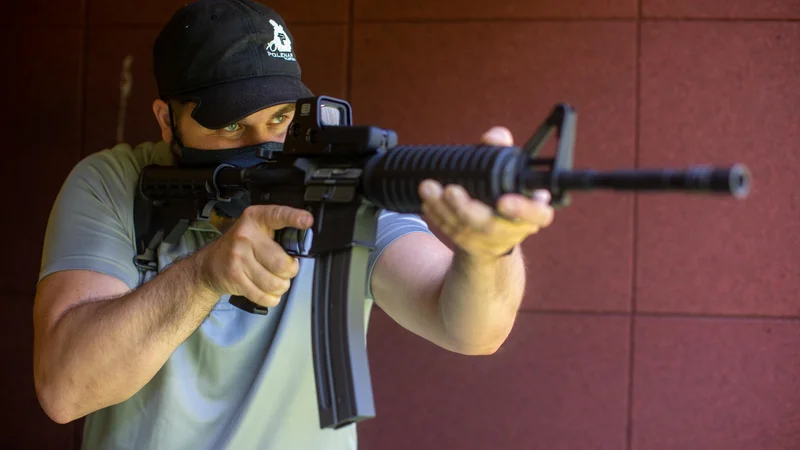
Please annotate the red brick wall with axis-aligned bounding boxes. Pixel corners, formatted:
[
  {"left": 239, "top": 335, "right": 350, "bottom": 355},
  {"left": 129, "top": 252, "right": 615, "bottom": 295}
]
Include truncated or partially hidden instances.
[{"left": 2, "top": 1, "right": 798, "bottom": 449}]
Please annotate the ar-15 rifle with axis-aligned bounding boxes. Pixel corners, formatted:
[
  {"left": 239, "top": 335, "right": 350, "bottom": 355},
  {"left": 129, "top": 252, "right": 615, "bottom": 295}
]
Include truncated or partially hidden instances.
[{"left": 132, "top": 96, "right": 751, "bottom": 430}]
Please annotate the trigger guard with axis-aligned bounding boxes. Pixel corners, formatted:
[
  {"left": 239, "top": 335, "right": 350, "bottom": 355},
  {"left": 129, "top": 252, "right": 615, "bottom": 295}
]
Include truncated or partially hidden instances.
[{"left": 276, "top": 228, "right": 312, "bottom": 257}]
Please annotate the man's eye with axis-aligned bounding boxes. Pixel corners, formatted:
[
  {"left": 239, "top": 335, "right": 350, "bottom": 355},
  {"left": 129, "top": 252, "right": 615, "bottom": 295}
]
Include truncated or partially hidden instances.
[
  {"left": 223, "top": 124, "right": 241, "bottom": 132},
  {"left": 271, "top": 115, "right": 288, "bottom": 124}
]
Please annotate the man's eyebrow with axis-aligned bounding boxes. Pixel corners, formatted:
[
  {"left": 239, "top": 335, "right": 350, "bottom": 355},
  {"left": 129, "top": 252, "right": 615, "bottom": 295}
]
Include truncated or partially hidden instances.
[{"left": 271, "top": 104, "right": 296, "bottom": 118}]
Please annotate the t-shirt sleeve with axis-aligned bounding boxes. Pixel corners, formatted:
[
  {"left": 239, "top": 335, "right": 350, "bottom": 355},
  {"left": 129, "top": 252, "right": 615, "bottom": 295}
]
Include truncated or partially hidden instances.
[
  {"left": 38, "top": 146, "right": 143, "bottom": 291},
  {"left": 365, "top": 210, "right": 434, "bottom": 300}
]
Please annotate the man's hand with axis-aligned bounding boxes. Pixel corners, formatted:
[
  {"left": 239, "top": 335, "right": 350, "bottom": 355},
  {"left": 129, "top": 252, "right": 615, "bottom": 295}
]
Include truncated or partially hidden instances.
[
  {"left": 196, "top": 205, "right": 314, "bottom": 308},
  {"left": 418, "top": 126, "right": 555, "bottom": 258}
]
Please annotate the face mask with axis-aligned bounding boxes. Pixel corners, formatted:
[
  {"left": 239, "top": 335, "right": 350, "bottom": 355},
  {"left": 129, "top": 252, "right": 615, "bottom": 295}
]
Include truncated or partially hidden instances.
[{"left": 178, "top": 141, "right": 284, "bottom": 168}]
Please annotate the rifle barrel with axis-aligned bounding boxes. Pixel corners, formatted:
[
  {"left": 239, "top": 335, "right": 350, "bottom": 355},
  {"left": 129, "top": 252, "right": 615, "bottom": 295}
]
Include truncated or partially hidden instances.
[{"left": 523, "top": 164, "right": 751, "bottom": 198}]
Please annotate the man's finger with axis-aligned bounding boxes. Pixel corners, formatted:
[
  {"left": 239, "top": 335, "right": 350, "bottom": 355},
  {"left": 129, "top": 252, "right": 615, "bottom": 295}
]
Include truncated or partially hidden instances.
[
  {"left": 442, "top": 184, "right": 494, "bottom": 233},
  {"left": 419, "top": 181, "right": 463, "bottom": 233},
  {"left": 232, "top": 267, "right": 282, "bottom": 308},
  {"left": 244, "top": 246, "right": 292, "bottom": 296},
  {"left": 498, "top": 194, "right": 554, "bottom": 228},
  {"left": 252, "top": 237, "right": 299, "bottom": 280},
  {"left": 480, "top": 126, "right": 514, "bottom": 146},
  {"left": 245, "top": 205, "right": 313, "bottom": 232},
  {"left": 533, "top": 189, "right": 551, "bottom": 205}
]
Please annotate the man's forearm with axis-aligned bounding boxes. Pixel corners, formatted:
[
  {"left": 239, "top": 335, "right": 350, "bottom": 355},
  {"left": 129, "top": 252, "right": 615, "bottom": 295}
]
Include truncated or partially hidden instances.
[
  {"left": 437, "top": 245, "right": 527, "bottom": 355},
  {"left": 35, "top": 254, "right": 219, "bottom": 423}
]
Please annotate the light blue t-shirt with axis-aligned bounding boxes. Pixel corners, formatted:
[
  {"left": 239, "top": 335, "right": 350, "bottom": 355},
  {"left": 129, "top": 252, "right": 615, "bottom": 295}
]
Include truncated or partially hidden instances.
[{"left": 38, "top": 140, "right": 433, "bottom": 450}]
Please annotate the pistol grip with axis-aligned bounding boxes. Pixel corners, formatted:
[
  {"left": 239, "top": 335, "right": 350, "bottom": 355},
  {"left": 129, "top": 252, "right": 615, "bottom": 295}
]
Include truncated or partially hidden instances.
[{"left": 229, "top": 295, "right": 269, "bottom": 315}]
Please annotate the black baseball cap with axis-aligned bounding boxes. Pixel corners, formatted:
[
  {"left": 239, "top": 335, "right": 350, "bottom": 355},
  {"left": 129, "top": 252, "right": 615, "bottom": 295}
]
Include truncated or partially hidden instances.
[{"left": 153, "top": 0, "right": 313, "bottom": 129}]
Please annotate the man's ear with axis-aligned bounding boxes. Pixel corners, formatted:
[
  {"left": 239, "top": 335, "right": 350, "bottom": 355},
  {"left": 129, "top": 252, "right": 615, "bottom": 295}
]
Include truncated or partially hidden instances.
[{"left": 153, "top": 99, "right": 174, "bottom": 143}]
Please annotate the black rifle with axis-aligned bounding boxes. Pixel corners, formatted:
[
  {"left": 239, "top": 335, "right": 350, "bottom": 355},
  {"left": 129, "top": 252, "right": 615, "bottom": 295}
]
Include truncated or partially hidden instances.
[{"left": 132, "top": 96, "right": 751, "bottom": 430}]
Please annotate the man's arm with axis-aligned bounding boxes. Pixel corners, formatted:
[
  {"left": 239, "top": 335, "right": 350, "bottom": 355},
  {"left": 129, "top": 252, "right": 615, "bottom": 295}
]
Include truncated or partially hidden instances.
[
  {"left": 33, "top": 257, "right": 219, "bottom": 424},
  {"left": 34, "top": 143, "right": 315, "bottom": 424},
  {"left": 368, "top": 126, "right": 552, "bottom": 355},
  {"left": 34, "top": 202, "right": 310, "bottom": 425},
  {"left": 32, "top": 147, "right": 227, "bottom": 424},
  {"left": 369, "top": 233, "right": 526, "bottom": 355}
]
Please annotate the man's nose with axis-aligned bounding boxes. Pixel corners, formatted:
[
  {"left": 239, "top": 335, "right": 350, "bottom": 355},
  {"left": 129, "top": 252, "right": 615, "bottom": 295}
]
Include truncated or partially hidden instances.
[{"left": 242, "top": 126, "right": 280, "bottom": 146}]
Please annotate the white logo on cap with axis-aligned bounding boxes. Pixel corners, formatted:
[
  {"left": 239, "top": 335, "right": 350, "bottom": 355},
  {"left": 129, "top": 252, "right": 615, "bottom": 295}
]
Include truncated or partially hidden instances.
[{"left": 265, "top": 19, "right": 296, "bottom": 61}]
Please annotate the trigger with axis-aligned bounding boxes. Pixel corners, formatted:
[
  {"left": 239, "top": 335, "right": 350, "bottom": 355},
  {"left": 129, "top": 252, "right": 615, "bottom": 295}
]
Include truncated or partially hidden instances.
[
  {"left": 297, "top": 228, "right": 309, "bottom": 255},
  {"left": 276, "top": 228, "right": 300, "bottom": 256}
]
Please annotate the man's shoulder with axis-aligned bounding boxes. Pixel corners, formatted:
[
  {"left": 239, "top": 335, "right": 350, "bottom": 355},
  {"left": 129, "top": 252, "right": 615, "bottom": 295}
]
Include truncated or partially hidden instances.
[
  {"left": 77, "top": 140, "right": 174, "bottom": 176},
  {"left": 67, "top": 140, "right": 175, "bottom": 193}
]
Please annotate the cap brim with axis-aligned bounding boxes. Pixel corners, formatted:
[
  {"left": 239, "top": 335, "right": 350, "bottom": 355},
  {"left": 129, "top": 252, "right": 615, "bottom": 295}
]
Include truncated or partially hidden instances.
[{"left": 178, "top": 75, "right": 314, "bottom": 129}]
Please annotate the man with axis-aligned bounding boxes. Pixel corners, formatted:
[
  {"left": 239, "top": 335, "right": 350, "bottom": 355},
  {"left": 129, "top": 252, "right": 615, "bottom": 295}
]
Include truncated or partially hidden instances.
[{"left": 32, "top": 0, "right": 554, "bottom": 449}]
